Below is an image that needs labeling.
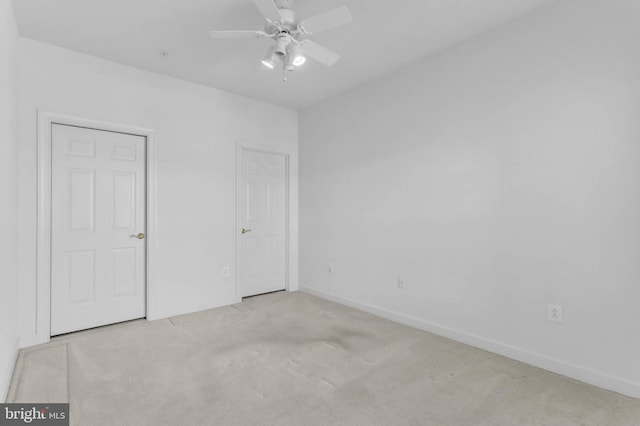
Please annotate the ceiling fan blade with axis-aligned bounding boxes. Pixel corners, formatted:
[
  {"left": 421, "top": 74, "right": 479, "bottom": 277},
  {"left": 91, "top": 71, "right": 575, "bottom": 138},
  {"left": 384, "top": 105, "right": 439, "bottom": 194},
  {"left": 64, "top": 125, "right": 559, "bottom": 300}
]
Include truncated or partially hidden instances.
[
  {"left": 300, "top": 40, "right": 340, "bottom": 66},
  {"left": 298, "top": 5, "right": 352, "bottom": 35},
  {"left": 252, "top": 0, "right": 283, "bottom": 23},
  {"left": 210, "top": 30, "right": 268, "bottom": 39}
]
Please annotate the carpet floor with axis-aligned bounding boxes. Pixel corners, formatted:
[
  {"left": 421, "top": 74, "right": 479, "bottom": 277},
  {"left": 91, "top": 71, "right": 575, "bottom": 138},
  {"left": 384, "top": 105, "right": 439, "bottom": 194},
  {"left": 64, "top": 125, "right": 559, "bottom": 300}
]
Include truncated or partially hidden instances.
[{"left": 7, "top": 291, "right": 640, "bottom": 425}]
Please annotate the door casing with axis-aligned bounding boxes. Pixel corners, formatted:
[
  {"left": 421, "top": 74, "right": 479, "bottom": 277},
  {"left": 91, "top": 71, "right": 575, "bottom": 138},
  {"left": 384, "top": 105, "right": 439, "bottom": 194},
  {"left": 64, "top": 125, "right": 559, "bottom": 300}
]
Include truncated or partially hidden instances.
[
  {"left": 236, "top": 142, "right": 291, "bottom": 298},
  {"left": 36, "top": 111, "right": 158, "bottom": 344}
]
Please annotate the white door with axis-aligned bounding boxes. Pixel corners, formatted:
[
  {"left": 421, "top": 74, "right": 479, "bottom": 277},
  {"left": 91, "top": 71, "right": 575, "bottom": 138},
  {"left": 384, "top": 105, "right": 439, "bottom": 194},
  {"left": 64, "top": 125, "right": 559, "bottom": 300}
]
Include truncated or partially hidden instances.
[
  {"left": 238, "top": 150, "right": 287, "bottom": 297},
  {"left": 51, "top": 124, "right": 147, "bottom": 335}
]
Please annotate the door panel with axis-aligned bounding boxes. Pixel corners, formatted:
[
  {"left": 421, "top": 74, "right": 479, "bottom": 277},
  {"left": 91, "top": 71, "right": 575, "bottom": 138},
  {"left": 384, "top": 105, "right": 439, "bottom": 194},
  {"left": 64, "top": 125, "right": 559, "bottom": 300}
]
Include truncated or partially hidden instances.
[
  {"left": 239, "top": 150, "right": 287, "bottom": 297},
  {"left": 113, "top": 173, "right": 135, "bottom": 228},
  {"left": 51, "top": 124, "right": 146, "bottom": 335},
  {"left": 66, "top": 250, "right": 95, "bottom": 304},
  {"left": 112, "top": 248, "right": 137, "bottom": 296},
  {"left": 68, "top": 170, "right": 95, "bottom": 230}
]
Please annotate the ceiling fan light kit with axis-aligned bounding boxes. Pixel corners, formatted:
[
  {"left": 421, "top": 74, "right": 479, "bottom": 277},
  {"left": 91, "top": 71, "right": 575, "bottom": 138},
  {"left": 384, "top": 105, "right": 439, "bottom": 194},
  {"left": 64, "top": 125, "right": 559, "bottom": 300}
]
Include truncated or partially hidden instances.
[
  {"left": 210, "top": 0, "right": 352, "bottom": 81},
  {"left": 290, "top": 44, "right": 306, "bottom": 66},
  {"left": 261, "top": 47, "right": 276, "bottom": 69},
  {"left": 274, "top": 34, "right": 289, "bottom": 57}
]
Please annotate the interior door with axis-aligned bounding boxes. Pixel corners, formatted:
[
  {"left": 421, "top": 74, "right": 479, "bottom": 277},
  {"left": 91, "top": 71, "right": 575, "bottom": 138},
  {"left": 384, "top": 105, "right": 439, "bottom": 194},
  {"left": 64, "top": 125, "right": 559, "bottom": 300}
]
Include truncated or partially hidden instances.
[
  {"left": 50, "top": 124, "right": 147, "bottom": 335},
  {"left": 238, "top": 149, "right": 287, "bottom": 297}
]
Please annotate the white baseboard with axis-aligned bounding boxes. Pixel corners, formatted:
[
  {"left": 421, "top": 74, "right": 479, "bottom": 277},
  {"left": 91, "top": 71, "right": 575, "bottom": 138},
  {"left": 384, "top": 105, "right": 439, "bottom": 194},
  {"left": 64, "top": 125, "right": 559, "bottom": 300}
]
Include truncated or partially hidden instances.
[
  {"left": 1, "top": 337, "right": 20, "bottom": 402},
  {"left": 300, "top": 286, "right": 640, "bottom": 399}
]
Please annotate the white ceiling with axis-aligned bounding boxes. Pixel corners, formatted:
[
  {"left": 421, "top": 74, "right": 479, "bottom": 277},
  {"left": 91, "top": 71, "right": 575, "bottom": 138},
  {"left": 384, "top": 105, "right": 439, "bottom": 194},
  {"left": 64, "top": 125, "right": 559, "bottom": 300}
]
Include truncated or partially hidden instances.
[{"left": 14, "top": 0, "right": 558, "bottom": 109}]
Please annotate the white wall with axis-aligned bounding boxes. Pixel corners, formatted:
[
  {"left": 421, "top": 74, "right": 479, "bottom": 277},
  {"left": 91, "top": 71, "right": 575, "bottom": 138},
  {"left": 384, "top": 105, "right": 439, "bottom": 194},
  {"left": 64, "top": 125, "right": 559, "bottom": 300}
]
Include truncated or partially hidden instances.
[
  {"left": 18, "top": 38, "right": 299, "bottom": 347},
  {"left": 299, "top": 0, "right": 640, "bottom": 397},
  {"left": 0, "top": 0, "right": 20, "bottom": 402}
]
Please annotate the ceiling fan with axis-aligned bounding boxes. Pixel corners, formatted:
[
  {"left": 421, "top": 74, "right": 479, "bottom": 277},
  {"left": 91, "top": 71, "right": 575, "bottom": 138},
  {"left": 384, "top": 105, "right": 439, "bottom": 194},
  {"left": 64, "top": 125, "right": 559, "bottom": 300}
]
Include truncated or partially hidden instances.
[{"left": 209, "top": 0, "right": 352, "bottom": 80}]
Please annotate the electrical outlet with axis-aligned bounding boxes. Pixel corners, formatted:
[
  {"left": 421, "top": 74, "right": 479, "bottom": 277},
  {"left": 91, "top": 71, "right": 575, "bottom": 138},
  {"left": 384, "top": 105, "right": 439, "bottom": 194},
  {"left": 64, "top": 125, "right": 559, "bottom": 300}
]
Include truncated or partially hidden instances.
[
  {"left": 222, "top": 266, "right": 230, "bottom": 277},
  {"left": 328, "top": 263, "right": 334, "bottom": 273},
  {"left": 397, "top": 276, "right": 406, "bottom": 290},
  {"left": 547, "top": 304, "right": 563, "bottom": 323}
]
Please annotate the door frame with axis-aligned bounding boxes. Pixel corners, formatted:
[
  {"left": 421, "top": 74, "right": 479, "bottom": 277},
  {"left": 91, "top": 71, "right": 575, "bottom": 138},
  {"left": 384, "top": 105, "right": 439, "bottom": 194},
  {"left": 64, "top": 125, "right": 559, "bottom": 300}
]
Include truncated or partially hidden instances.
[
  {"left": 236, "top": 142, "right": 291, "bottom": 298},
  {"left": 36, "top": 111, "right": 158, "bottom": 344}
]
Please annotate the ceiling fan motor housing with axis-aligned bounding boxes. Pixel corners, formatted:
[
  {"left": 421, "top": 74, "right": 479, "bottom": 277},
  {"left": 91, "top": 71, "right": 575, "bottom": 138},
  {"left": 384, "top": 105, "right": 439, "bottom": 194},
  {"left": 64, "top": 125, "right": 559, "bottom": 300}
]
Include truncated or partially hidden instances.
[
  {"left": 274, "top": 0, "right": 295, "bottom": 11},
  {"left": 277, "top": 9, "right": 297, "bottom": 28}
]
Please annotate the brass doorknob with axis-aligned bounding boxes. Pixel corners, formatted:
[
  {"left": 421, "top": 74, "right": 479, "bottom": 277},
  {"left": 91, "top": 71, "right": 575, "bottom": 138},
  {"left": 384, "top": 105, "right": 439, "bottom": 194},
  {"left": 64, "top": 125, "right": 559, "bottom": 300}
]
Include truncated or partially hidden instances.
[
  {"left": 129, "top": 233, "right": 145, "bottom": 240},
  {"left": 241, "top": 228, "right": 252, "bottom": 234}
]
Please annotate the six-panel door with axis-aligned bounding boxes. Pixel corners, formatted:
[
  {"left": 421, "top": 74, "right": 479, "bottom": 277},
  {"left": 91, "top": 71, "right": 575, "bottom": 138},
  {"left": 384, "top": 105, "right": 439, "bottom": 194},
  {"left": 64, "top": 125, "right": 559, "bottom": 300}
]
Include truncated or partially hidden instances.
[
  {"left": 50, "top": 124, "right": 147, "bottom": 335},
  {"left": 239, "top": 150, "right": 287, "bottom": 297}
]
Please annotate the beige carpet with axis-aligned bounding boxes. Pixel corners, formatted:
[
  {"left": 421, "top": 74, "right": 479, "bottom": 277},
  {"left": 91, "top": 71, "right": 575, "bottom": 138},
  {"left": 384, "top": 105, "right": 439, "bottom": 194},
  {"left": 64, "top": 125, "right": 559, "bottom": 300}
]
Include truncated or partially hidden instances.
[{"left": 7, "top": 291, "right": 640, "bottom": 425}]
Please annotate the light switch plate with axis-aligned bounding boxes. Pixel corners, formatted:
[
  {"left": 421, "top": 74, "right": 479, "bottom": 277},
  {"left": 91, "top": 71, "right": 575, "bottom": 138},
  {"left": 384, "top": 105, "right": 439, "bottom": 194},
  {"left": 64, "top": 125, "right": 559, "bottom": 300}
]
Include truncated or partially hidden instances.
[{"left": 547, "top": 304, "right": 563, "bottom": 323}]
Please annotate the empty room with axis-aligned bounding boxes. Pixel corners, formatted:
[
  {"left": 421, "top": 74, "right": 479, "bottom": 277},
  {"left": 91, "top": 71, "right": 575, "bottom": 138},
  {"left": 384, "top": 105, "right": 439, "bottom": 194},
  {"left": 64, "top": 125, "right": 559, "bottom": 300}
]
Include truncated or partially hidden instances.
[{"left": 1, "top": 0, "right": 639, "bottom": 424}]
